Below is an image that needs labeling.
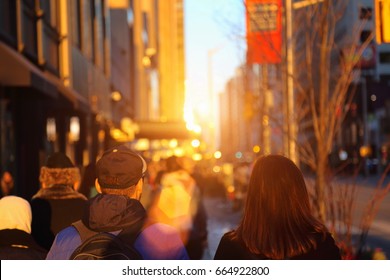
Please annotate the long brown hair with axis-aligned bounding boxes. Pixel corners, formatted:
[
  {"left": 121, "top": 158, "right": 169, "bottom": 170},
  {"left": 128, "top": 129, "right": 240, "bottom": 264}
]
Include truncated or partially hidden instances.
[{"left": 233, "top": 155, "right": 327, "bottom": 259}]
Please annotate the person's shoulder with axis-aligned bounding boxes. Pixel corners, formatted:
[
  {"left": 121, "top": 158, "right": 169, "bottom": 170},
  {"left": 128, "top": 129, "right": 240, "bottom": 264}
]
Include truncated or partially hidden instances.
[
  {"left": 306, "top": 231, "right": 341, "bottom": 260},
  {"left": 52, "top": 225, "right": 82, "bottom": 248},
  {"left": 221, "top": 230, "right": 236, "bottom": 242},
  {"left": 46, "top": 226, "right": 81, "bottom": 260}
]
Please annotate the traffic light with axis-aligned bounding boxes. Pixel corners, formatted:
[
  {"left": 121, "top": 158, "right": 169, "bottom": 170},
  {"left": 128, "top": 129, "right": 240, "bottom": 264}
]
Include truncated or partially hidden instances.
[{"left": 375, "top": 0, "right": 390, "bottom": 44}]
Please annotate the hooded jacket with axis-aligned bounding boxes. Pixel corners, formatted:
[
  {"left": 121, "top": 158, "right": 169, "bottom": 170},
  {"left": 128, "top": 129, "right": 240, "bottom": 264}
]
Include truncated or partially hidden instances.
[
  {"left": 46, "top": 194, "right": 189, "bottom": 260},
  {"left": 0, "top": 196, "right": 47, "bottom": 259}
]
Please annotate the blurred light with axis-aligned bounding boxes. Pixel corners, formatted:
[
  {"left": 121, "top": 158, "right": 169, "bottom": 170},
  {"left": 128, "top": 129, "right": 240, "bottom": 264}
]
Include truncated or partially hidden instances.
[
  {"left": 253, "top": 145, "right": 261, "bottom": 153},
  {"left": 98, "top": 129, "right": 105, "bottom": 142},
  {"left": 169, "top": 139, "right": 178, "bottom": 148},
  {"left": 121, "top": 118, "right": 139, "bottom": 140},
  {"left": 151, "top": 140, "right": 161, "bottom": 150},
  {"left": 161, "top": 139, "right": 169, "bottom": 148},
  {"left": 214, "top": 151, "right": 222, "bottom": 159},
  {"left": 134, "top": 138, "right": 150, "bottom": 151},
  {"left": 191, "top": 139, "right": 200, "bottom": 148},
  {"left": 110, "top": 128, "right": 127, "bottom": 142},
  {"left": 235, "top": 152, "right": 243, "bottom": 159},
  {"left": 46, "top": 118, "right": 56, "bottom": 142},
  {"left": 185, "top": 123, "right": 202, "bottom": 134},
  {"left": 69, "top": 117, "right": 80, "bottom": 142},
  {"left": 192, "top": 153, "right": 202, "bottom": 161},
  {"left": 142, "top": 56, "right": 151, "bottom": 67},
  {"left": 227, "top": 185, "right": 235, "bottom": 193},
  {"left": 166, "top": 150, "right": 173, "bottom": 157},
  {"left": 173, "top": 147, "right": 185, "bottom": 157},
  {"left": 371, "top": 94, "right": 377, "bottom": 102},
  {"left": 145, "top": 47, "right": 156, "bottom": 56},
  {"left": 213, "top": 166, "right": 221, "bottom": 173},
  {"left": 262, "top": 115, "right": 269, "bottom": 125},
  {"left": 360, "top": 145, "right": 372, "bottom": 158},
  {"left": 192, "top": 124, "right": 202, "bottom": 134},
  {"left": 338, "top": 150, "right": 348, "bottom": 161},
  {"left": 111, "top": 91, "right": 122, "bottom": 102}
]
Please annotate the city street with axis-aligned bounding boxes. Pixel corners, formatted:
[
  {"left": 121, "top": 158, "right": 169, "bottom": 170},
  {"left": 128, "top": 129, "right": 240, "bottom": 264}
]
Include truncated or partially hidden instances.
[{"left": 202, "top": 175, "right": 390, "bottom": 259}]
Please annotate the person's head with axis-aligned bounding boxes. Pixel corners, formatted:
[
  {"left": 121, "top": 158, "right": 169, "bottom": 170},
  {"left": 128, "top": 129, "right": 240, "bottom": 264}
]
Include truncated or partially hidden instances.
[
  {"left": 166, "top": 156, "right": 182, "bottom": 172},
  {"left": 0, "top": 195, "right": 32, "bottom": 234},
  {"left": 235, "top": 154, "right": 326, "bottom": 259},
  {"left": 95, "top": 145, "right": 147, "bottom": 200},
  {"left": 1, "top": 171, "right": 14, "bottom": 196},
  {"left": 39, "top": 152, "right": 80, "bottom": 189}
]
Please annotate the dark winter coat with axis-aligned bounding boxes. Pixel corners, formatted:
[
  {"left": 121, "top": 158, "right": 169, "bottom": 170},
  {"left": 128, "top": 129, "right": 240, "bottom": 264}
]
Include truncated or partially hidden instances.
[
  {"left": 214, "top": 231, "right": 341, "bottom": 260},
  {"left": 46, "top": 194, "right": 189, "bottom": 260},
  {"left": 0, "top": 229, "right": 47, "bottom": 259},
  {"left": 30, "top": 184, "right": 87, "bottom": 250}
]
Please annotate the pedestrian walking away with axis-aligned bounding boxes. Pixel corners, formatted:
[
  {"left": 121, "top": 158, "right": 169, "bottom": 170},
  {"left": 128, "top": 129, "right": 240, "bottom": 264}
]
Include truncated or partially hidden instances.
[
  {"left": 0, "top": 196, "right": 47, "bottom": 259},
  {"left": 46, "top": 144, "right": 189, "bottom": 260},
  {"left": 214, "top": 155, "right": 341, "bottom": 260},
  {"left": 148, "top": 156, "right": 208, "bottom": 259},
  {"left": 30, "top": 152, "right": 87, "bottom": 250}
]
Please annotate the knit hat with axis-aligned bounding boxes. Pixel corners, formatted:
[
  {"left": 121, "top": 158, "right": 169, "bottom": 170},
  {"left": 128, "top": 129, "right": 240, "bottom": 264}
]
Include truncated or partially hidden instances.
[
  {"left": 96, "top": 145, "right": 147, "bottom": 189},
  {"left": 0, "top": 196, "right": 32, "bottom": 233},
  {"left": 39, "top": 152, "right": 80, "bottom": 186}
]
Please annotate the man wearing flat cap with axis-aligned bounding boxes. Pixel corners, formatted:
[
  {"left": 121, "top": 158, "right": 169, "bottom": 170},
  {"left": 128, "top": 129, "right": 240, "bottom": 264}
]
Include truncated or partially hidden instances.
[
  {"left": 46, "top": 145, "right": 189, "bottom": 260},
  {"left": 30, "top": 152, "right": 87, "bottom": 250}
]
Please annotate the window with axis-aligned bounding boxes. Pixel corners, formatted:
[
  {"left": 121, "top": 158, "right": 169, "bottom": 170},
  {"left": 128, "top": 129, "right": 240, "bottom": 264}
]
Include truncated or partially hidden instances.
[
  {"left": 379, "top": 52, "right": 390, "bottom": 63},
  {"left": 71, "top": 0, "right": 81, "bottom": 48},
  {"left": 0, "top": 0, "right": 17, "bottom": 44},
  {"left": 40, "top": 0, "right": 60, "bottom": 74},
  {"left": 359, "top": 7, "right": 372, "bottom": 20}
]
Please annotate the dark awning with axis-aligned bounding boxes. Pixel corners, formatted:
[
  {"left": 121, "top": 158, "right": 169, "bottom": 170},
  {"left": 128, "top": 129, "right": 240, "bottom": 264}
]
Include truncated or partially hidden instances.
[{"left": 0, "top": 42, "right": 90, "bottom": 113}]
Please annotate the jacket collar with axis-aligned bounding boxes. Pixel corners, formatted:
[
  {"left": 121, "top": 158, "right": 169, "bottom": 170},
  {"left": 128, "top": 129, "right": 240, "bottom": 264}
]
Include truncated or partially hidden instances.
[
  {"left": 32, "top": 185, "right": 87, "bottom": 200},
  {"left": 82, "top": 194, "right": 146, "bottom": 233}
]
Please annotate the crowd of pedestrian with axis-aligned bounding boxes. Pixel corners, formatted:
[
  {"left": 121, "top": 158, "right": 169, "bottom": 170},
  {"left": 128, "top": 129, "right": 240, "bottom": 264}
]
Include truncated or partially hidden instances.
[{"left": 0, "top": 145, "right": 341, "bottom": 260}]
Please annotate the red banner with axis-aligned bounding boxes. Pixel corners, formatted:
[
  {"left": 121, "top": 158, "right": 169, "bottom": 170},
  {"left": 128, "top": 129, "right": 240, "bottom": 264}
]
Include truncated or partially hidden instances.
[{"left": 246, "top": 0, "right": 282, "bottom": 64}]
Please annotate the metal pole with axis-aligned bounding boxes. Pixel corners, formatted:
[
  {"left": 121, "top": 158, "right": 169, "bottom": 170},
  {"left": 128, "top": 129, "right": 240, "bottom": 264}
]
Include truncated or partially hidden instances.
[
  {"left": 262, "top": 65, "right": 271, "bottom": 154},
  {"left": 286, "top": 0, "right": 297, "bottom": 164}
]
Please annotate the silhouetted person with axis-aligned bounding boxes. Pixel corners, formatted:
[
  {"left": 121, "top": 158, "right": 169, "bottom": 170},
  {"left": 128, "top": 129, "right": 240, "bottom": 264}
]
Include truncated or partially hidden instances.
[
  {"left": 46, "top": 145, "right": 188, "bottom": 260},
  {"left": 0, "top": 196, "right": 47, "bottom": 259},
  {"left": 214, "top": 155, "right": 341, "bottom": 260},
  {"left": 149, "top": 156, "right": 208, "bottom": 259},
  {"left": 30, "top": 152, "right": 87, "bottom": 250}
]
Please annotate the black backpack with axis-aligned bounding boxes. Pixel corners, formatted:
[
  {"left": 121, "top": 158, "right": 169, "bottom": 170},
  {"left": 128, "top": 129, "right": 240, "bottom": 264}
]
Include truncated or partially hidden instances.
[{"left": 69, "top": 220, "right": 142, "bottom": 260}]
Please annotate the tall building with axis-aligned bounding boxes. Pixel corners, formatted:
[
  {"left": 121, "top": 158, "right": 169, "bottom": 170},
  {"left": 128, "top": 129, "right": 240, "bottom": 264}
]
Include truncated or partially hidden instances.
[
  {"left": 158, "top": 0, "right": 185, "bottom": 122},
  {"left": 127, "top": 0, "right": 186, "bottom": 139},
  {"left": 0, "top": 0, "right": 113, "bottom": 198},
  {"left": 333, "top": 0, "right": 390, "bottom": 172}
]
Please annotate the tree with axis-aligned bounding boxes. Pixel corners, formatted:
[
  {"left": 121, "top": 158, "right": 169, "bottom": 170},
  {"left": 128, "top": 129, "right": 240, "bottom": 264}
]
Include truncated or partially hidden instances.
[
  {"left": 290, "top": 0, "right": 373, "bottom": 221},
  {"left": 218, "top": 0, "right": 374, "bottom": 222}
]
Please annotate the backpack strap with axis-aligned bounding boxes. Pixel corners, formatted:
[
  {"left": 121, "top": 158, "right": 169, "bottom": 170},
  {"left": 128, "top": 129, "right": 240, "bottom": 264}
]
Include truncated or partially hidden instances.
[{"left": 72, "top": 220, "right": 98, "bottom": 243}]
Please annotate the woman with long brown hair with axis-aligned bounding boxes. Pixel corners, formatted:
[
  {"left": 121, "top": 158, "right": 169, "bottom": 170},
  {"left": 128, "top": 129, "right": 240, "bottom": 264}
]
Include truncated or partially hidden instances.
[{"left": 214, "top": 155, "right": 341, "bottom": 260}]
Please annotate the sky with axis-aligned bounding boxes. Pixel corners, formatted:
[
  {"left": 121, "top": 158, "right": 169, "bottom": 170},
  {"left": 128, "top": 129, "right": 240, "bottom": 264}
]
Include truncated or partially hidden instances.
[{"left": 184, "top": 0, "right": 246, "bottom": 126}]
